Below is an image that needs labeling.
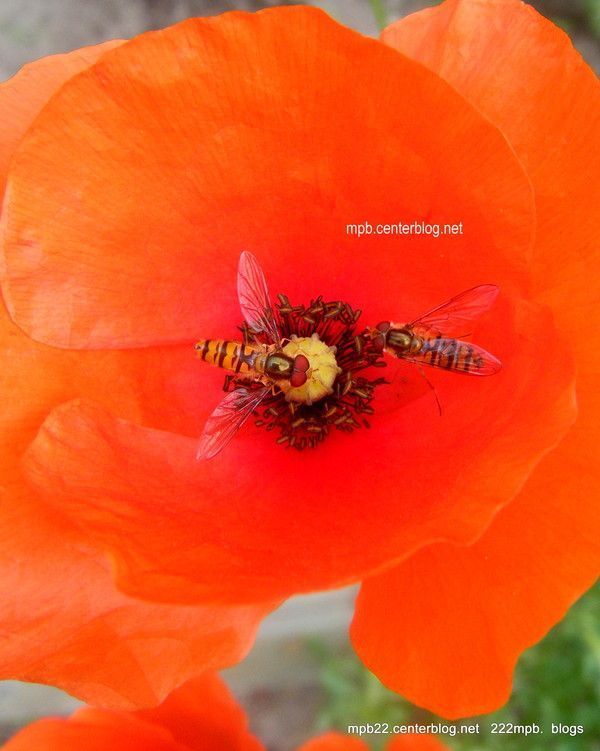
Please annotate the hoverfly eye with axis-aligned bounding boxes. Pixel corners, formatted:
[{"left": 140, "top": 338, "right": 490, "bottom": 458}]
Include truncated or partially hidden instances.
[
  {"left": 290, "top": 369, "right": 308, "bottom": 387},
  {"left": 293, "top": 354, "right": 310, "bottom": 373},
  {"left": 376, "top": 321, "right": 391, "bottom": 333}
]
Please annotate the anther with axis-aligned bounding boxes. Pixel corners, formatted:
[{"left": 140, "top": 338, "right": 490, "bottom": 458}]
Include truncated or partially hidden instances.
[{"left": 237, "top": 292, "right": 388, "bottom": 451}]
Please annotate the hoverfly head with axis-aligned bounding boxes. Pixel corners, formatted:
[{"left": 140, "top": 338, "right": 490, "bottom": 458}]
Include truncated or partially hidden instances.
[{"left": 371, "top": 321, "right": 391, "bottom": 352}]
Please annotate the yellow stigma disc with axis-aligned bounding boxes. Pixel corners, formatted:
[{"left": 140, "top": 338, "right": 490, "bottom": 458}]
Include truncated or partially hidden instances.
[{"left": 282, "top": 333, "right": 342, "bottom": 405}]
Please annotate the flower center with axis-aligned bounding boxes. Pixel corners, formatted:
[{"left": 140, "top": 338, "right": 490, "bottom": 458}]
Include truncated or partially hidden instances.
[
  {"left": 280, "top": 333, "right": 341, "bottom": 405},
  {"left": 230, "top": 295, "right": 388, "bottom": 450}
]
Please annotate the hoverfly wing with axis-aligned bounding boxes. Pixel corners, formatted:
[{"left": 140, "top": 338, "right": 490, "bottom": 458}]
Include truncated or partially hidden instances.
[
  {"left": 400, "top": 338, "right": 502, "bottom": 376},
  {"left": 196, "top": 386, "right": 270, "bottom": 460},
  {"left": 410, "top": 284, "right": 499, "bottom": 338},
  {"left": 237, "top": 251, "right": 281, "bottom": 344}
]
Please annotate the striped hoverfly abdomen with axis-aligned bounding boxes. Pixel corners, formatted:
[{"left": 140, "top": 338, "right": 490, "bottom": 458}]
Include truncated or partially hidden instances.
[{"left": 195, "top": 339, "right": 272, "bottom": 377}]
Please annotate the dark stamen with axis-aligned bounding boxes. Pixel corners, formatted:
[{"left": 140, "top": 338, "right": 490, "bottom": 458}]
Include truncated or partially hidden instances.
[{"left": 229, "top": 296, "right": 387, "bottom": 450}]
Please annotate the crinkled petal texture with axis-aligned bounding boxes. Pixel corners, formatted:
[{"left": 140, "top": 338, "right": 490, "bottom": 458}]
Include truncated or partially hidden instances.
[
  {"left": 0, "top": 46, "right": 271, "bottom": 708},
  {"left": 3, "top": 7, "right": 576, "bottom": 608},
  {"left": 1, "top": 8, "right": 536, "bottom": 349},
  {"left": 0, "top": 1, "right": 595, "bottom": 717},
  {"left": 0, "top": 41, "right": 210, "bottom": 471},
  {"left": 0, "top": 490, "right": 269, "bottom": 709},
  {"left": 350, "top": 0, "right": 600, "bottom": 720},
  {"left": 0, "top": 313, "right": 269, "bottom": 708},
  {"left": 135, "top": 674, "right": 264, "bottom": 751},
  {"left": 1, "top": 675, "right": 264, "bottom": 751},
  {"left": 0, "top": 41, "right": 123, "bottom": 203}
]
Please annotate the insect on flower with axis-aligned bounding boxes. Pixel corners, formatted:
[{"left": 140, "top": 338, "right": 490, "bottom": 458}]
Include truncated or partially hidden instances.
[
  {"left": 367, "top": 286, "right": 502, "bottom": 376},
  {"left": 0, "top": 0, "right": 591, "bottom": 723},
  {"left": 195, "top": 252, "right": 343, "bottom": 459},
  {"left": 195, "top": 253, "right": 501, "bottom": 459}
]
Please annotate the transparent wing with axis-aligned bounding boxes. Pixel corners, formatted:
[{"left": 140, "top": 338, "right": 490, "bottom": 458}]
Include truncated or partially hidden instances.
[
  {"left": 410, "top": 285, "right": 499, "bottom": 338},
  {"left": 196, "top": 386, "right": 269, "bottom": 460},
  {"left": 237, "top": 251, "right": 281, "bottom": 343},
  {"left": 399, "top": 339, "right": 502, "bottom": 376}
]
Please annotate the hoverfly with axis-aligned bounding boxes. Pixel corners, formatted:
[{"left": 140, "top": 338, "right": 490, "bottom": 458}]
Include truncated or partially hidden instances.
[
  {"left": 195, "top": 252, "right": 340, "bottom": 459},
  {"left": 367, "top": 285, "right": 502, "bottom": 376}
]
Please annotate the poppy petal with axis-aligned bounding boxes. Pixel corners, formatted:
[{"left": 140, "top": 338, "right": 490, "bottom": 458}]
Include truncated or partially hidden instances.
[
  {"left": 0, "top": 296, "right": 245, "bottom": 702},
  {"left": 23, "top": 295, "right": 575, "bottom": 605},
  {"left": 0, "top": 42, "right": 213, "bottom": 481},
  {"left": 359, "top": 0, "right": 600, "bottom": 719},
  {"left": 381, "top": 0, "right": 600, "bottom": 322},
  {"left": 0, "top": 712, "right": 185, "bottom": 751},
  {"left": 0, "top": 674, "right": 265, "bottom": 751},
  {"left": 0, "top": 41, "right": 123, "bottom": 202},
  {"left": 297, "top": 733, "right": 369, "bottom": 751},
  {"left": 135, "top": 674, "right": 264, "bottom": 751},
  {"left": 350, "top": 434, "right": 600, "bottom": 719},
  {"left": 0, "top": 300, "right": 219, "bottom": 494},
  {"left": 0, "top": 488, "right": 271, "bottom": 708},
  {"left": 0, "top": 7, "right": 534, "bottom": 348}
]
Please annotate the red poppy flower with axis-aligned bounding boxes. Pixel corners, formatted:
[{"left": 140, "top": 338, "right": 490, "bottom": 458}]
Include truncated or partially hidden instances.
[
  {"left": 1, "top": 673, "right": 448, "bottom": 751},
  {"left": 0, "top": 0, "right": 598, "bottom": 719},
  {"left": 0, "top": 45, "right": 273, "bottom": 709}
]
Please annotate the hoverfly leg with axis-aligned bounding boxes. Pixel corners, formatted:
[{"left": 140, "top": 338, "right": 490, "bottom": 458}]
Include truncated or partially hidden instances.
[{"left": 416, "top": 365, "right": 442, "bottom": 416}]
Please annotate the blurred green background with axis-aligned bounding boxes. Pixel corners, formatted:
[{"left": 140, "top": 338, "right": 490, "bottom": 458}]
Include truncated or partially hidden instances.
[{"left": 308, "top": 582, "right": 600, "bottom": 751}]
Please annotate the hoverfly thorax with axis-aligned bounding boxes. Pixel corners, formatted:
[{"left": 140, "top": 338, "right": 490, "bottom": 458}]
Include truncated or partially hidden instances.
[
  {"left": 372, "top": 322, "right": 412, "bottom": 355},
  {"left": 264, "top": 353, "right": 294, "bottom": 379},
  {"left": 386, "top": 327, "right": 414, "bottom": 353}
]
